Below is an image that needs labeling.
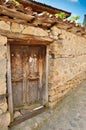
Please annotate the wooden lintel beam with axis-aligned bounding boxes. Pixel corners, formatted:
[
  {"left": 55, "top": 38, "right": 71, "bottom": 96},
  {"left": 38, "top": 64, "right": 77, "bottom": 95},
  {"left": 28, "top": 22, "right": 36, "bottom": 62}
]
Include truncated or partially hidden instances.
[
  {"left": 0, "top": 29, "right": 53, "bottom": 44},
  {"left": 0, "top": 5, "right": 34, "bottom": 21},
  {"left": 8, "top": 39, "right": 51, "bottom": 45}
]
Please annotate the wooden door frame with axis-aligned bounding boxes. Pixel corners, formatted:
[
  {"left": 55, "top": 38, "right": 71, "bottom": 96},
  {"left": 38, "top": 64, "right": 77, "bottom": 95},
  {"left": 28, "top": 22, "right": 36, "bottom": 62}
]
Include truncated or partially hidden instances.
[
  {"left": 43, "top": 45, "right": 49, "bottom": 106},
  {"left": 7, "top": 44, "right": 13, "bottom": 122},
  {"left": 7, "top": 43, "right": 49, "bottom": 121}
]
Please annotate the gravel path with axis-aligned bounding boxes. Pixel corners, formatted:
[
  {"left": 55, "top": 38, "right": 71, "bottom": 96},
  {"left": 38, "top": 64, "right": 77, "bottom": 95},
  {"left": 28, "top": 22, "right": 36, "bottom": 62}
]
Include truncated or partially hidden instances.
[{"left": 39, "top": 80, "right": 86, "bottom": 130}]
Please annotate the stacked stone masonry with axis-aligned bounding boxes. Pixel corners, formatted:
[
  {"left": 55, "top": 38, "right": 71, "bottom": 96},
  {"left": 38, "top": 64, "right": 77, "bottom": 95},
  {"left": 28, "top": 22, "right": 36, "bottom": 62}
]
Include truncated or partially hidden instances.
[
  {"left": 0, "top": 35, "right": 10, "bottom": 130},
  {"left": 48, "top": 26, "right": 86, "bottom": 108},
  {"left": 0, "top": 20, "right": 86, "bottom": 128}
]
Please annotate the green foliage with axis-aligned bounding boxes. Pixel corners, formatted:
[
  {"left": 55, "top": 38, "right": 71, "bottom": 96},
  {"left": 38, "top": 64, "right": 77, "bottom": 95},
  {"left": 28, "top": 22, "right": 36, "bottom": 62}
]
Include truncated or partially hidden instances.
[
  {"left": 12, "top": 0, "right": 20, "bottom": 6},
  {"left": 43, "top": 11, "right": 66, "bottom": 19},
  {"left": 55, "top": 12, "right": 66, "bottom": 19},
  {"left": 68, "top": 15, "right": 80, "bottom": 23}
]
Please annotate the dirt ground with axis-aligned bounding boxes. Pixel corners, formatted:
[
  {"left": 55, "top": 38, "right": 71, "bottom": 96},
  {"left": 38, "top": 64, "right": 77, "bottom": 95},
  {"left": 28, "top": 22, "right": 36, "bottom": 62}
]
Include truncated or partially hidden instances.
[{"left": 39, "top": 80, "right": 86, "bottom": 130}]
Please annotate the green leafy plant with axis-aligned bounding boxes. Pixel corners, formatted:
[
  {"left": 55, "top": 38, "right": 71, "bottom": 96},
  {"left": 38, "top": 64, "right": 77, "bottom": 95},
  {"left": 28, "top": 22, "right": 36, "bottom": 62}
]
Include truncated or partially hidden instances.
[
  {"left": 55, "top": 12, "right": 66, "bottom": 19},
  {"left": 68, "top": 15, "right": 80, "bottom": 23},
  {"left": 12, "top": 0, "right": 20, "bottom": 6}
]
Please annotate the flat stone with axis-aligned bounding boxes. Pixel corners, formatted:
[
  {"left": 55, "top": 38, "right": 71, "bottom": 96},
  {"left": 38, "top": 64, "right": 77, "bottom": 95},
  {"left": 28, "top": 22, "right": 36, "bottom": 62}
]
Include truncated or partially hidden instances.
[
  {"left": 0, "top": 112, "right": 10, "bottom": 129},
  {"left": 0, "top": 59, "right": 6, "bottom": 75},
  {"left": 0, "top": 21, "right": 10, "bottom": 31},
  {"left": 0, "top": 82, "right": 6, "bottom": 95},
  {"left": 0, "top": 101, "right": 7, "bottom": 113},
  {"left": 22, "top": 26, "right": 48, "bottom": 36},
  {"left": 11, "top": 23, "right": 22, "bottom": 33},
  {"left": 0, "top": 45, "right": 6, "bottom": 58},
  {"left": 0, "top": 35, "right": 7, "bottom": 45},
  {"left": 14, "top": 111, "right": 22, "bottom": 119}
]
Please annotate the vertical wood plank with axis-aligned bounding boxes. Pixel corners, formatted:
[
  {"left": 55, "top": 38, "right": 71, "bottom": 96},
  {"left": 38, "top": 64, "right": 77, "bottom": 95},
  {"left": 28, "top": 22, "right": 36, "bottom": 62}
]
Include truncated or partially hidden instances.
[
  {"left": 7, "top": 44, "right": 14, "bottom": 122},
  {"left": 43, "top": 45, "right": 49, "bottom": 106},
  {"left": 23, "top": 77, "right": 27, "bottom": 104},
  {"left": 45, "top": 45, "right": 49, "bottom": 105}
]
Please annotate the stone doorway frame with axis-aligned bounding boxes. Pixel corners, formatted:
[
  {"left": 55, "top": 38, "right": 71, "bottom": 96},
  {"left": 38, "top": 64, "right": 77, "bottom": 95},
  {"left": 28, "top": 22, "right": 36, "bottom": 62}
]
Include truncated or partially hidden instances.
[{"left": 7, "top": 43, "right": 49, "bottom": 122}]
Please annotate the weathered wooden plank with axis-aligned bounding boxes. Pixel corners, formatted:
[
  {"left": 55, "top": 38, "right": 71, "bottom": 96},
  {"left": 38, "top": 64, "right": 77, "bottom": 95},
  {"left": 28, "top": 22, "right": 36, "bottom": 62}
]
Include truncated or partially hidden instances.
[
  {"left": 42, "top": 46, "right": 49, "bottom": 106},
  {"left": 9, "top": 39, "right": 53, "bottom": 45},
  {"left": 17, "top": 0, "right": 71, "bottom": 18},
  {"left": 0, "top": 5, "right": 34, "bottom": 21},
  {"left": 7, "top": 44, "right": 14, "bottom": 122},
  {"left": 11, "top": 45, "right": 24, "bottom": 108},
  {"left": 45, "top": 46, "right": 49, "bottom": 105},
  {"left": 33, "top": 16, "right": 56, "bottom": 24}
]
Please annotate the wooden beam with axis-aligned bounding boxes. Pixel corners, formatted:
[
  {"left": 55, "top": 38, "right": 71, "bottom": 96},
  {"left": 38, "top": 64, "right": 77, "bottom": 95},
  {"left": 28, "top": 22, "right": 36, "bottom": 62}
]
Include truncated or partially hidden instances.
[
  {"left": 9, "top": 39, "right": 52, "bottom": 45},
  {"left": 0, "top": 16, "right": 27, "bottom": 24},
  {"left": 0, "top": 16, "right": 53, "bottom": 30},
  {"left": 32, "top": 17, "right": 56, "bottom": 28},
  {"left": 7, "top": 44, "right": 14, "bottom": 122},
  {"left": 0, "top": 29, "right": 53, "bottom": 44},
  {"left": 42, "top": 45, "right": 49, "bottom": 106},
  {"left": 17, "top": 0, "right": 71, "bottom": 18},
  {"left": 0, "top": 5, "right": 34, "bottom": 21},
  {"left": 37, "top": 17, "right": 56, "bottom": 24}
]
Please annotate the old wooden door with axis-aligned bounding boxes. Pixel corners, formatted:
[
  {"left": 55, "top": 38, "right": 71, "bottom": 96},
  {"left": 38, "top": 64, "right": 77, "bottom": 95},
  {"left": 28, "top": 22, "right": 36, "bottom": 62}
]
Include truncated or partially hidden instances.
[{"left": 10, "top": 45, "right": 46, "bottom": 111}]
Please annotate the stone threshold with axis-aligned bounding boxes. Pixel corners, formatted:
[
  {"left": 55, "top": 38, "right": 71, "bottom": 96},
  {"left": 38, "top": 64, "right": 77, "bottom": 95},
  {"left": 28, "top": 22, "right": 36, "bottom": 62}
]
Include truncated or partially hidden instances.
[{"left": 9, "top": 107, "right": 53, "bottom": 130}]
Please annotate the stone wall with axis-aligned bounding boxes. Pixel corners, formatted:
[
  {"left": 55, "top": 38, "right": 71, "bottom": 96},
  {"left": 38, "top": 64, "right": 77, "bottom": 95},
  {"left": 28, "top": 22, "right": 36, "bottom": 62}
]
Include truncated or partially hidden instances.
[
  {"left": 0, "top": 20, "right": 86, "bottom": 124},
  {"left": 48, "top": 26, "right": 86, "bottom": 108},
  {"left": 0, "top": 21, "right": 48, "bottom": 37},
  {"left": 0, "top": 35, "right": 10, "bottom": 130}
]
